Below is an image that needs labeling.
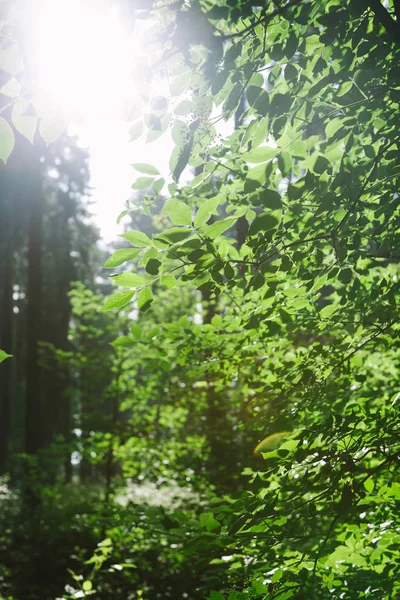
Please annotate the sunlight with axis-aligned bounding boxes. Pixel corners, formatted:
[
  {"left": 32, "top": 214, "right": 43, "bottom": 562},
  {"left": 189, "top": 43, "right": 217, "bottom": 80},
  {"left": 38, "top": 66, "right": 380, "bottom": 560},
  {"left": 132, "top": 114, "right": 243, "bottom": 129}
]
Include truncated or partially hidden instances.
[
  {"left": 27, "top": 0, "right": 162, "bottom": 242},
  {"left": 31, "top": 0, "right": 137, "bottom": 122}
]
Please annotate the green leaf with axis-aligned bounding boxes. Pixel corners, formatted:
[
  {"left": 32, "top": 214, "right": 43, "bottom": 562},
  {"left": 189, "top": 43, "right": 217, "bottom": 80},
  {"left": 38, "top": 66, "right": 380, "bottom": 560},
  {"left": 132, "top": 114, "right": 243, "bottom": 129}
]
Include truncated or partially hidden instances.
[
  {"left": 249, "top": 213, "right": 279, "bottom": 235},
  {"left": 253, "top": 117, "right": 269, "bottom": 148},
  {"left": 156, "top": 227, "right": 192, "bottom": 245},
  {"left": 153, "top": 178, "right": 165, "bottom": 194},
  {"left": 145, "top": 258, "right": 161, "bottom": 275},
  {"left": 242, "top": 146, "right": 276, "bottom": 163},
  {"left": 137, "top": 288, "right": 153, "bottom": 312},
  {"left": 271, "top": 568, "right": 283, "bottom": 583},
  {"left": 117, "top": 210, "right": 129, "bottom": 224},
  {"left": 172, "top": 140, "right": 193, "bottom": 182},
  {"left": 160, "top": 274, "right": 177, "bottom": 288},
  {"left": 0, "top": 45, "right": 21, "bottom": 75},
  {"left": 0, "top": 77, "right": 21, "bottom": 98},
  {"left": 0, "top": 349, "right": 12, "bottom": 364},
  {"left": 258, "top": 189, "right": 282, "bottom": 209},
  {"left": 132, "top": 163, "right": 160, "bottom": 175},
  {"left": 163, "top": 198, "right": 192, "bottom": 226},
  {"left": 211, "top": 315, "right": 222, "bottom": 329},
  {"left": 82, "top": 580, "right": 93, "bottom": 592},
  {"left": 129, "top": 120, "right": 143, "bottom": 141},
  {"left": 101, "top": 291, "right": 134, "bottom": 311},
  {"left": 203, "top": 217, "right": 237, "bottom": 238},
  {"left": 112, "top": 336, "right": 135, "bottom": 348},
  {"left": 0, "top": 117, "right": 14, "bottom": 163},
  {"left": 174, "top": 100, "right": 195, "bottom": 116},
  {"left": 130, "top": 323, "right": 142, "bottom": 339},
  {"left": 39, "top": 113, "right": 66, "bottom": 145},
  {"left": 110, "top": 272, "right": 144, "bottom": 287},
  {"left": 11, "top": 99, "right": 36, "bottom": 144},
  {"left": 209, "top": 592, "right": 225, "bottom": 600},
  {"left": 277, "top": 150, "right": 292, "bottom": 176},
  {"left": 194, "top": 197, "right": 220, "bottom": 228},
  {"left": 337, "top": 81, "right": 353, "bottom": 97},
  {"left": 121, "top": 230, "right": 152, "bottom": 247},
  {"left": 103, "top": 248, "right": 141, "bottom": 268},
  {"left": 320, "top": 304, "right": 337, "bottom": 318},
  {"left": 132, "top": 177, "right": 154, "bottom": 190},
  {"left": 364, "top": 478, "right": 374, "bottom": 493},
  {"left": 200, "top": 512, "right": 220, "bottom": 532},
  {"left": 326, "top": 118, "right": 343, "bottom": 139}
]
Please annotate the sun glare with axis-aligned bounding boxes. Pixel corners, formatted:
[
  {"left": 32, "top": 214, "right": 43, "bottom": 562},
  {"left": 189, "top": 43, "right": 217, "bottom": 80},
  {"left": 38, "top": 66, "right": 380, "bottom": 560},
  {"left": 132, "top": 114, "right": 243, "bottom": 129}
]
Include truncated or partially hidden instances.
[
  {"left": 26, "top": 0, "right": 160, "bottom": 242},
  {"left": 31, "top": 0, "right": 136, "bottom": 122}
]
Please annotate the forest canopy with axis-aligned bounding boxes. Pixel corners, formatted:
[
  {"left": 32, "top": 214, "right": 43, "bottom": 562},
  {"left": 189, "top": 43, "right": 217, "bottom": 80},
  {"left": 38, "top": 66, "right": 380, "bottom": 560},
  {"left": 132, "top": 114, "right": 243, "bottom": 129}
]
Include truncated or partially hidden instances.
[{"left": 0, "top": 0, "right": 400, "bottom": 599}]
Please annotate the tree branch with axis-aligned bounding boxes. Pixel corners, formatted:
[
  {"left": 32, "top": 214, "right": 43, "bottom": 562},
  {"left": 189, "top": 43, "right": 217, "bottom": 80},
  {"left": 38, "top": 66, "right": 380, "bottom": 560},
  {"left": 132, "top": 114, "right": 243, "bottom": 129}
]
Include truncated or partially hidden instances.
[
  {"left": 218, "top": 0, "right": 304, "bottom": 40},
  {"left": 366, "top": 0, "right": 400, "bottom": 45}
]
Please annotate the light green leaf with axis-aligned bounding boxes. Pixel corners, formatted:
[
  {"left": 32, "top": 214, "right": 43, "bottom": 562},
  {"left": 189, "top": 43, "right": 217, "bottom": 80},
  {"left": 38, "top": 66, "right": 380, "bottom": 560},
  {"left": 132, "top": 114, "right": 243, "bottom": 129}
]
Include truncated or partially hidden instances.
[
  {"left": 252, "top": 117, "right": 269, "bottom": 148},
  {"left": 152, "top": 178, "right": 165, "bottom": 194},
  {"left": 320, "top": 304, "right": 337, "bottom": 318},
  {"left": 203, "top": 217, "right": 237, "bottom": 238},
  {"left": 129, "top": 120, "right": 143, "bottom": 141},
  {"left": 0, "top": 77, "right": 21, "bottom": 98},
  {"left": 242, "top": 146, "right": 276, "bottom": 163},
  {"left": 11, "top": 99, "right": 36, "bottom": 143},
  {"left": 82, "top": 580, "right": 93, "bottom": 592},
  {"left": 110, "top": 272, "right": 144, "bottom": 287},
  {"left": 132, "top": 163, "right": 160, "bottom": 175},
  {"left": 337, "top": 81, "right": 353, "bottom": 97},
  {"left": 163, "top": 198, "right": 192, "bottom": 226},
  {"left": 130, "top": 324, "right": 142, "bottom": 339},
  {"left": 0, "top": 117, "right": 14, "bottom": 163},
  {"left": 170, "top": 71, "right": 191, "bottom": 96},
  {"left": 103, "top": 248, "right": 141, "bottom": 268},
  {"left": 117, "top": 210, "right": 129, "bottom": 224},
  {"left": 137, "top": 288, "right": 153, "bottom": 312},
  {"left": 0, "top": 349, "right": 12, "bottom": 364},
  {"left": 174, "top": 100, "right": 195, "bottom": 115},
  {"left": 39, "top": 113, "right": 66, "bottom": 145},
  {"left": 121, "top": 230, "right": 152, "bottom": 247},
  {"left": 200, "top": 512, "right": 220, "bottom": 532},
  {"left": 194, "top": 197, "right": 219, "bottom": 228},
  {"left": 160, "top": 274, "right": 177, "bottom": 288},
  {"left": 155, "top": 227, "right": 192, "bottom": 245},
  {"left": 271, "top": 568, "right": 283, "bottom": 583},
  {"left": 112, "top": 336, "right": 135, "bottom": 348},
  {"left": 101, "top": 291, "right": 134, "bottom": 311},
  {"left": 0, "top": 45, "right": 21, "bottom": 75},
  {"left": 364, "top": 478, "right": 374, "bottom": 493},
  {"left": 132, "top": 177, "right": 154, "bottom": 190},
  {"left": 326, "top": 118, "right": 343, "bottom": 139}
]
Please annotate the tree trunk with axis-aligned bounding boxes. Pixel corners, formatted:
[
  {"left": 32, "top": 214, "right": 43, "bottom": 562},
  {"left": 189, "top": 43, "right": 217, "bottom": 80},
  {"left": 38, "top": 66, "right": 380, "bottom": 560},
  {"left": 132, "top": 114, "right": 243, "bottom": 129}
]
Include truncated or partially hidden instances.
[
  {"left": 25, "top": 169, "right": 43, "bottom": 458},
  {"left": 0, "top": 174, "right": 14, "bottom": 473}
]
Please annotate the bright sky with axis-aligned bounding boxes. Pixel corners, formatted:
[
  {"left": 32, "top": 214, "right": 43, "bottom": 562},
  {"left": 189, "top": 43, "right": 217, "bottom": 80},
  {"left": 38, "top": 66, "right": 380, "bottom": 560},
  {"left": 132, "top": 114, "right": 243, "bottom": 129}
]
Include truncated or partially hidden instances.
[
  {"left": 30, "top": 0, "right": 173, "bottom": 243},
  {"left": 29, "top": 0, "right": 233, "bottom": 245},
  {"left": 75, "top": 117, "right": 172, "bottom": 244}
]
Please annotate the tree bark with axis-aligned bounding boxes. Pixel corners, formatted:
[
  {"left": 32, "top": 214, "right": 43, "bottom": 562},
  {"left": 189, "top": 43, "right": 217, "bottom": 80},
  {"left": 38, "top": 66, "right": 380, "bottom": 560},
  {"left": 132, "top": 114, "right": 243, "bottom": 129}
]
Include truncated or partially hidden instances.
[
  {"left": 25, "top": 169, "right": 43, "bottom": 457},
  {"left": 0, "top": 174, "right": 14, "bottom": 473}
]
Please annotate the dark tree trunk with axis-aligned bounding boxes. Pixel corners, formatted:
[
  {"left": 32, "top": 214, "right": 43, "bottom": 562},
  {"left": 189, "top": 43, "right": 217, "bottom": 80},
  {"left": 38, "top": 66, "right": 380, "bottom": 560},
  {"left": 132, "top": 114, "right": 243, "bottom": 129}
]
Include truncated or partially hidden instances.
[
  {"left": 0, "top": 174, "right": 14, "bottom": 473},
  {"left": 25, "top": 169, "right": 43, "bottom": 457}
]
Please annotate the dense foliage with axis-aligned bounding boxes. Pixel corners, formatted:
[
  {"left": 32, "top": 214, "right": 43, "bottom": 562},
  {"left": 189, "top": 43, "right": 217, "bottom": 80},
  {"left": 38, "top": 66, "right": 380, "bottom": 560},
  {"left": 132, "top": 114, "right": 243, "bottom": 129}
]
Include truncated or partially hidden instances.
[{"left": 1, "top": 0, "right": 400, "bottom": 599}]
